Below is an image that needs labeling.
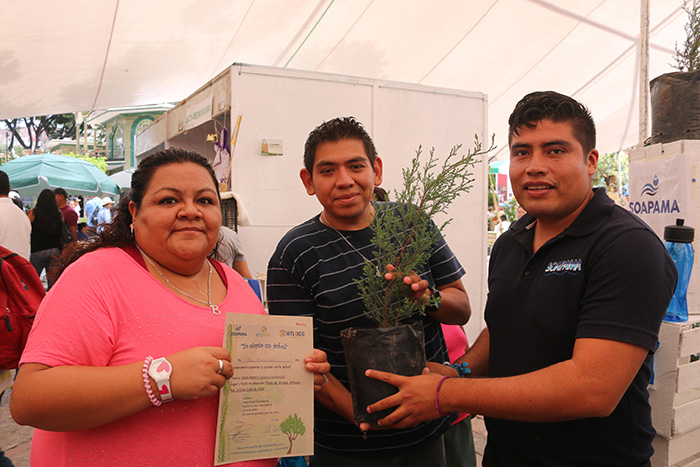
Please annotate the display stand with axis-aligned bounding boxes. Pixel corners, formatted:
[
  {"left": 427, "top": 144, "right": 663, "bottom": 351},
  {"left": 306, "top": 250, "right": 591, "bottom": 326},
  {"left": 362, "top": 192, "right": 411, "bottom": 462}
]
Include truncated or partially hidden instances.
[
  {"left": 628, "top": 140, "right": 700, "bottom": 314},
  {"left": 650, "top": 316, "right": 700, "bottom": 467}
]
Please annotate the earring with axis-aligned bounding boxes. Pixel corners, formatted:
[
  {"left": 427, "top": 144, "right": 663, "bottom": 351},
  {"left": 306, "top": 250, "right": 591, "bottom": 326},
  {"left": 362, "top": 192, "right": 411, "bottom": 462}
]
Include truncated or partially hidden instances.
[{"left": 130, "top": 223, "right": 134, "bottom": 238}]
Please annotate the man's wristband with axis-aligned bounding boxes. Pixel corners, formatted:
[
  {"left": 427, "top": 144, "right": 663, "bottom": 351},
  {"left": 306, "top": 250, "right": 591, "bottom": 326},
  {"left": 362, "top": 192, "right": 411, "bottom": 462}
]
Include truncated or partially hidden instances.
[
  {"left": 445, "top": 361, "right": 471, "bottom": 377},
  {"left": 435, "top": 376, "right": 452, "bottom": 417}
]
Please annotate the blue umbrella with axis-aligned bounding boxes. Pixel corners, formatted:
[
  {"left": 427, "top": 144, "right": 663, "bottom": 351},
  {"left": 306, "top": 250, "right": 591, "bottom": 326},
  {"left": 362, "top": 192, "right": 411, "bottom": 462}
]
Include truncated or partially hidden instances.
[{"left": 1, "top": 153, "right": 119, "bottom": 198}]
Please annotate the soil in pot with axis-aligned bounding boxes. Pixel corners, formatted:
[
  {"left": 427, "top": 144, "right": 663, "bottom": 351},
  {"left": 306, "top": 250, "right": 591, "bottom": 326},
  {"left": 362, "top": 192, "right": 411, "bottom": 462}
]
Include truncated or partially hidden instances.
[{"left": 341, "top": 320, "right": 426, "bottom": 426}]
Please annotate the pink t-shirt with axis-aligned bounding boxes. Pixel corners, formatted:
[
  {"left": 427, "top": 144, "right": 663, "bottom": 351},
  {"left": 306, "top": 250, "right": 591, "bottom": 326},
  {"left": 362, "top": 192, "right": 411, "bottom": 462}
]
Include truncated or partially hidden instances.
[
  {"left": 441, "top": 324, "right": 469, "bottom": 424},
  {"left": 21, "top": 247, "right": 277, "bottom": 467}
]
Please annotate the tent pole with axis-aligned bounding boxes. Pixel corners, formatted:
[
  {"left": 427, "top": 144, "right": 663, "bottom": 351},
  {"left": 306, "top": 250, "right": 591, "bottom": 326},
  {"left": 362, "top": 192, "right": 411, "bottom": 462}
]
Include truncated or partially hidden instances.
[
  {"left": 639, "top": 0, "right": 650, "bottom": 146},
  {"left": 75, "top": 112, "right": 81, "bottom": 153}
]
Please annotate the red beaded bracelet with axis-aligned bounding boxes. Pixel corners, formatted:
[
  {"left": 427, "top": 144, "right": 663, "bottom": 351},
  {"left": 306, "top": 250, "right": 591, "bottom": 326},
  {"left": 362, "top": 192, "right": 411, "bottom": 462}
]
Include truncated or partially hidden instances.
[{"left": 434, "top": 376, "right": 452, "bottom": 417}]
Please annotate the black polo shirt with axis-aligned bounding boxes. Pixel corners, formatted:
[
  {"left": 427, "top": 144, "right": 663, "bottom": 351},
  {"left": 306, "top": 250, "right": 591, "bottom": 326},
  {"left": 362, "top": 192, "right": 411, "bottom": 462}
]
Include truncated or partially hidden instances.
[{"left": 483, "top": 188, "right": 677, "bottom": 467}]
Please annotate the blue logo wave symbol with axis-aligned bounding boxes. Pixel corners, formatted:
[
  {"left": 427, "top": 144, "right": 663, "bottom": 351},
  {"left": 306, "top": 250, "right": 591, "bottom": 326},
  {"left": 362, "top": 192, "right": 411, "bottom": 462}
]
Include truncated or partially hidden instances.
[
  {"left": 544, "top": 270, "right": 579, "bottom": 276},
  {"left": 640, "top": 174, "right": 659, "bottom": 197}
]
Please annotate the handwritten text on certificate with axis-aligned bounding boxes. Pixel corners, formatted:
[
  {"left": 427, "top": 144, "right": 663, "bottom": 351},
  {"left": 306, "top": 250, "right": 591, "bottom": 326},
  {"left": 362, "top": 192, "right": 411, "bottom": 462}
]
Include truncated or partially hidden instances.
[{"left": 215, "top": 314, "right": 314, "bottom": 465}]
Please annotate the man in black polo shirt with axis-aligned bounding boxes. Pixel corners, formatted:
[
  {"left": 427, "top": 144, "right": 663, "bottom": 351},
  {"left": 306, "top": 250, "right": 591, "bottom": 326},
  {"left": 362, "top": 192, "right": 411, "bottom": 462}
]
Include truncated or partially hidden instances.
[{"left": 363, "top": 91, "right": 678, "bottom": 466}]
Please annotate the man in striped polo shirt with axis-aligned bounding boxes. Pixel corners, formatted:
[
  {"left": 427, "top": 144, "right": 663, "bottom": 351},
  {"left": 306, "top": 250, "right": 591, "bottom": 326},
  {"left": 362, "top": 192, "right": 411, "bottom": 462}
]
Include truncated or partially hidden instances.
[{"left": 267, "top": 117, "right": 472, "bottom": 466}]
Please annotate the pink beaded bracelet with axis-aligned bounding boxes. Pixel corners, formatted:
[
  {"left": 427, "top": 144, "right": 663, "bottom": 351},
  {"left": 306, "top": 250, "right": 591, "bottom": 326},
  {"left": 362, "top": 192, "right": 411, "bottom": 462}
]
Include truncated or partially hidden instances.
[
  {"left": 434, "top": 376, "right": 452, "bottom": 417},
  {"left": 142, "top": 356, "right": 162, "bottom": 407}
]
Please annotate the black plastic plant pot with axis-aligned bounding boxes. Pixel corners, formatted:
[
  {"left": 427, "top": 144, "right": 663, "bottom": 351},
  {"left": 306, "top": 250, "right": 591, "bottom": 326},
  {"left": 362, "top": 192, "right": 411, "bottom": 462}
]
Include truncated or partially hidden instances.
[
  {"left": 650, "top": 70, "right": 700, "bottom": 144},
  {"left": 340, "top": 320, "right": 426, "bottom": 426}
]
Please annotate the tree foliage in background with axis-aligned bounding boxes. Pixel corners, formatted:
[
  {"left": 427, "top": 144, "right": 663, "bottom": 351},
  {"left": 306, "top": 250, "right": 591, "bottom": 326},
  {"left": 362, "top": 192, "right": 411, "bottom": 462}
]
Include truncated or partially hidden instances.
[
  {"left": 61, "top": 151, "right": 108, "bottom": 173},
  {"left": 3, "top": 114, "right": 76, "bottom": 152},
  {"left": 592, "top": 151, "right": 629, "bottom": 195},
  {"left": 487, "top": 166, "right": 515, "bottom": 222},
  {"left": 357, "top": 137, "right": 493, "bottom": 328},
  {"left": 674, "top": 0, "right": 700, "bottom": 72},
  {"left": 501, "top": 197, "right": 518, "bottom": 222}
]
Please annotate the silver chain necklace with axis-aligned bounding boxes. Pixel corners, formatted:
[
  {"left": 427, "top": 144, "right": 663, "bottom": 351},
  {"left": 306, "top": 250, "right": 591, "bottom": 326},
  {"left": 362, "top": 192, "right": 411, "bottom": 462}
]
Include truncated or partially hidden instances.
[
  {"left": 320, "top": 211, "right": 381, "bottom": 277},
  {"left": 134, "top": 243, "right": 220, "bottom": 315}
]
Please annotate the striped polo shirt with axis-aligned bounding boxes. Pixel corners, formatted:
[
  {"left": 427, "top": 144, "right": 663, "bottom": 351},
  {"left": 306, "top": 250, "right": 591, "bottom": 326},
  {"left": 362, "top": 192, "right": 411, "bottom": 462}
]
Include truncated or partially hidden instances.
[{"left": 267, "top": 203, "right": 465, "bottom": 456}]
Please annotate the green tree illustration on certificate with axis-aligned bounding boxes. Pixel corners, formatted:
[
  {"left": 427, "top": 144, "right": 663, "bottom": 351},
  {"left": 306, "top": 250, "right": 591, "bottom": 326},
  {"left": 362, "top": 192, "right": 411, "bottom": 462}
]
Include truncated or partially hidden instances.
[{"left": 280, "top": 413, "right": 306, "bottom": 454}]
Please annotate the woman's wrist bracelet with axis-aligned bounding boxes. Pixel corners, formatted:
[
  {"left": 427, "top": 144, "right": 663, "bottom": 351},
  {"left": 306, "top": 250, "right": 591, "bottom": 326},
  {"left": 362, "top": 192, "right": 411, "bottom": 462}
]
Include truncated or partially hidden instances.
[
  {"left": 434, "top": 375, "right": 452, "bottom": 417},
  {"left": 142, "top": 356, "right": 162, "bottom": 407},
  {"left": 445, "top": 361, "right": 471, "bottom": 377}
]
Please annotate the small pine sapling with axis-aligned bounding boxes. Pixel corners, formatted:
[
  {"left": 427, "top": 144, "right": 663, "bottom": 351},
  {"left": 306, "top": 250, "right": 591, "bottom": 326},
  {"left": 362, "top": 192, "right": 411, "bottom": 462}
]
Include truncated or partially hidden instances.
[
  {"left": 356, "top": 135, "right": 494, "bottom": 328},
  {"left": 674, "top": 0, "right": 700, "bottom": 72}
]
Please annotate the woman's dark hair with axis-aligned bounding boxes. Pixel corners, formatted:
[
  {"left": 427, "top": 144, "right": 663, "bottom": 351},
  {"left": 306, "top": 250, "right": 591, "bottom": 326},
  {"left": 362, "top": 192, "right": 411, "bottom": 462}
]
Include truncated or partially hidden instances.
[
  {"left": 373, "top": 186, "right": 388, "bottom": 202},
  {"left": 50, "top": 148, "right": 220, "bottom": 280},
  {"left": 32, "top": 188, "right": 63, "bottom": 236},
  {"left": 0, "top": 171, "right": 10, "bottom": 195}
]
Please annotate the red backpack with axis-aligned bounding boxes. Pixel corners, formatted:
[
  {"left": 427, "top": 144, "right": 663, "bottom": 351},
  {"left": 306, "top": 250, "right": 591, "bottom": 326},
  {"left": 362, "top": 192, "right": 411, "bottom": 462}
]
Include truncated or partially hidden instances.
[{"left": 0, "top": 246, "right": 46, "bottom": 369}]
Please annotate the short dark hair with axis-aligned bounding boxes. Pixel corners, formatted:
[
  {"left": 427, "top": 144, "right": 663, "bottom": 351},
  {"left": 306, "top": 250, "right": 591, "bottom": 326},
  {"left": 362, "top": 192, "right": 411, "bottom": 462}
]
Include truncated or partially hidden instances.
[
  {"left": 508, "top": 91, "right": 596, "bottom": 155},
  {"left": 0, "top": 171, "right": 9, "bottom": 196},
  {"left": 53, "top": 187, "right": 68, "bottom": 198},
  {"left": 303, "top": 117, "right": 378, "bottom": 175}
]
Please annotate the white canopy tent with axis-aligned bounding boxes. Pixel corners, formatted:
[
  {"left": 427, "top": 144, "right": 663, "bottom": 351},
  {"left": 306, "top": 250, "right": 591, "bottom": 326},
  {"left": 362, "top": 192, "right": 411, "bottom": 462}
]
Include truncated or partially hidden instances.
[{"left": 0, "top": 0, "right": 688, "bottom": 157}]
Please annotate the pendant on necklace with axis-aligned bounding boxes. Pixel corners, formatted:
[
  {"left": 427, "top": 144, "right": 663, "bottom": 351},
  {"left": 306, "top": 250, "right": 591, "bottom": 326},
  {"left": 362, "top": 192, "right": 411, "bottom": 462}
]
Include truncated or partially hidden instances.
[{"left": 210, "top": 304, "right": 220, "bottom": 315}]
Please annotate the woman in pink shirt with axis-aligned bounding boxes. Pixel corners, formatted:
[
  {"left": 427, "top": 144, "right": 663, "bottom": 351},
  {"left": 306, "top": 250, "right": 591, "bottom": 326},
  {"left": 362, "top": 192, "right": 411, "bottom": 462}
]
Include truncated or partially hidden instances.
[{"left": 11, "top": 148, "right": 329, "bottom": 467}]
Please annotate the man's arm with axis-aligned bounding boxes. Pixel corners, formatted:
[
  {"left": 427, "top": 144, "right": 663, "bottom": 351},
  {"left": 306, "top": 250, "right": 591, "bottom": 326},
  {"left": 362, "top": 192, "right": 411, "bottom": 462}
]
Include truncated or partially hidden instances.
[
  {"left": 313, "top": 372, "right": 356, "bottom": 422},
  {"left": 69, "top": 225, "right": 78, "bottom": 242},
  {"left": 232, "top": 260, "right": 253, "bottom": 279},
  {"left": 364, "top": 336, "right": 648, "bottom": 428},
  {"left": 426, "top": 326, "right": 489, "bottom": 377},
  {"left": 431, "top": 278, "right": 470, "bottom": 325},
  {"left": 456, "top": 327, "right": 489, "bottom": 377}
]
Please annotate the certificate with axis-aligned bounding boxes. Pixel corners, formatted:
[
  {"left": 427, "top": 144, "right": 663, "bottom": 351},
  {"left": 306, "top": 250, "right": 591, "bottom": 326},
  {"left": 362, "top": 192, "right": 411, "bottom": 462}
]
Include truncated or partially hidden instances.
[{"left": 215, "top": 313, "right": 314, "bottom": 465}]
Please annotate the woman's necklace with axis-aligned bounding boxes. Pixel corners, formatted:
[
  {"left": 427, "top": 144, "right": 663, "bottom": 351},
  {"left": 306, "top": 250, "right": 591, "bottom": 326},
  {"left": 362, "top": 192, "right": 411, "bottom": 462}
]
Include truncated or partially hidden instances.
[
  {"left": 134, "top": 243, "right": 220, "bottom": 315},
  {"left": 320, "top": 211, "right": 381, "bottom": 277}
]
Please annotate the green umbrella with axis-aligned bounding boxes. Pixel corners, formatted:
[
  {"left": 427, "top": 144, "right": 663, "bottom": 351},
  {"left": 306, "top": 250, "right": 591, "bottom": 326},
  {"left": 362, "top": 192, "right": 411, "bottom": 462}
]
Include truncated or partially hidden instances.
[
  {"left": 1, "top": 153, "right": 119, "bottom": 198},
  {"left": 488, "top": 160, "right": 509, "bottom": 174}
]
